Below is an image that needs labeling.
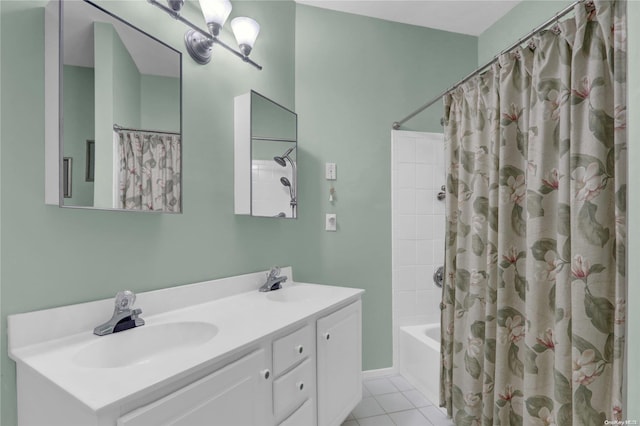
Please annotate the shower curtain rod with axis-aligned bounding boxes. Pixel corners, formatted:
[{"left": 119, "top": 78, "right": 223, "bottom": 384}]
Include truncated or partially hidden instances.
[
  {"left": 113, "top": 124, "right": 180, "bottom": 135},
  {"left": 391, "top": 0, "right": 585, "bottom": 130}
]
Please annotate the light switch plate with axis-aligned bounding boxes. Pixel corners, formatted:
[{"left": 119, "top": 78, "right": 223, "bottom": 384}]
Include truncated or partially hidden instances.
[
  {"left": 325, "top": 163, "right": 337, "bottom": 180},
  {"left": 325, "top": 214, "right": 337, "bottom": 231}
]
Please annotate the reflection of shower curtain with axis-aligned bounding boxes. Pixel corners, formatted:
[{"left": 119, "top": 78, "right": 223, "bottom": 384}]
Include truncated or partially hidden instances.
[
  {"left": 117, "top": 130, "right": 181, "bottom": 212},
  {"left": 441, "top": 1, "right": 626, "bottom": 424}
]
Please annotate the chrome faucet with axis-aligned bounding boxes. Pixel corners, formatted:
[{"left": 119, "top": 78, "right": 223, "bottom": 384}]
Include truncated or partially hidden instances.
[
  {"left": 94, "top": 290, "right": 145, "bottom": 336},
  {"left": 259, "top": 267, "right": 288, "bottom": 292}
]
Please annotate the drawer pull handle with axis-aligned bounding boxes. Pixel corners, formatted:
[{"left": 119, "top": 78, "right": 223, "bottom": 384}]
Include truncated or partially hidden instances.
[
  {"left": 296, "top": 345, "right": 304, "bottom": 354},
  {"left": 262, "top": 369, "right": 270, "bottom": 380},
  {"left": 324, "top": 333, "right": 330, "bottom": 340},
  {"left": 297, "top": 381, "right": 304, "bottom": 391}
]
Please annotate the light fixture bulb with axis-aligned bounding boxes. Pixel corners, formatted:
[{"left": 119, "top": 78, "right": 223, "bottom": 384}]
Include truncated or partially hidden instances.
[
  {"left": 199, "top": 0, "right": 232, "bottom": 35},
  {"left": 231, "top": 17, "right": 260, "bottom": 56}
]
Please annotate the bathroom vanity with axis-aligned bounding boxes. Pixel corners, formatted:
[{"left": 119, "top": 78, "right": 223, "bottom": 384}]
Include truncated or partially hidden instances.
[{"left": 8, "top": 269, "right": 363, "bottom": 426}]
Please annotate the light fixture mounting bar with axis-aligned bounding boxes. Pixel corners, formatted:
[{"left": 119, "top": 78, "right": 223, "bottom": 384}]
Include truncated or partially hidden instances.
[
  {"left": 213, "top": 37, "right": 263, "bottom": 70},
  {"left": 147, "top": 0, "right": 263, "bottom": 70}
]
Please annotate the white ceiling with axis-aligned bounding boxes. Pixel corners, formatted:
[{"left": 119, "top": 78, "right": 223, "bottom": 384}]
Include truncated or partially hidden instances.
[
  {"left": 295, "top": 0, "right": 523, "bottom": 36},
  {"left": 63, "top": 0, "right": 180, "bottom": 78}
]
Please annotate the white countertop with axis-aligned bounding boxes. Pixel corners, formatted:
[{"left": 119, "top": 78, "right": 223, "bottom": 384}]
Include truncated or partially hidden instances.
[{"left": 9, "top": 276, "right": 363, "bottom": 413}]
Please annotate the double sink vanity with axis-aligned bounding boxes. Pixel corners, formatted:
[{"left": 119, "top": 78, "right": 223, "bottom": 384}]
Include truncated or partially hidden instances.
[{"left": 8, "top": 268, "right": 363, "bottom": 426}]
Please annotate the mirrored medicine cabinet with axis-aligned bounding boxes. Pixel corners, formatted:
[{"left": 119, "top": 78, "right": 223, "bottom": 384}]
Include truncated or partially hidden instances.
[
  {"left": 234, "top": 91, "right": 298, "bottom": 219},
  {"left": 45, "top": 0, "right": 183, "bottom": 213}
]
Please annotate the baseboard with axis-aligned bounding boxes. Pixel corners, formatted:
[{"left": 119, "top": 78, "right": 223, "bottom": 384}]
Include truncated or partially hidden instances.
[{"left": 361, "top": 367, "right": 398, "bottom": 379}]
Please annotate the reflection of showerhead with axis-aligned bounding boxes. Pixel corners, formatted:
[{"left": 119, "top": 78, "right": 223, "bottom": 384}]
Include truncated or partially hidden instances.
[
  {"left": 280, "top": 177, "right": 294, "bottom": 201},
  {"left": 274, "top": 146, "right": 297, "bottom": 217},
  {"left": 274, "top": 147, "right": 295, "bottom": 167}
]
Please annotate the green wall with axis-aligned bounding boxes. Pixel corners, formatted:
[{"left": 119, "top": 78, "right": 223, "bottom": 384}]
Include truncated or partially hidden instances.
[
  {"left": 94, "top": 21, "right": 142, "bottom": 208},
  {"left": 480, "top": 0, "right": 639, "bottom": 419},
  {"left": 252, "top": 91, "right": 296, "bottom": 141},
  {"left": 140, "top": 74, "right": 180, "bottom": 132},
  {"left": 293, "top": 4, "right": 476, "bottom": 369},
  {"left": 62, "top": 65, "right": 95, "bottom": 207},
  {"left": 477, "top": 0, "right": 573, "bottom": 65},
  {"left": 111, "top": 22, "right": 142, "bottom": 129},
  {"left": 0, "top": 0, "right": 296, "bottom": 424},
  {"left": 93, "top": 21, "right": 118, "bottom": 208}
]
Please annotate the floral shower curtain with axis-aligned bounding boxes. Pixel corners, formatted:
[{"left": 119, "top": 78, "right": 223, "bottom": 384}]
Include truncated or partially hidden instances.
[
  {"left": 117, "top": 130, "right": 181, "bottom": 212},
  {"left": 440, "top": 1, "right": 626, "bottom": 425}
]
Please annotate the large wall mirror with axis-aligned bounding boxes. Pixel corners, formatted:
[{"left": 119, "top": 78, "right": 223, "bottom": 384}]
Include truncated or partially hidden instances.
[
  {"left": 235, "top": 91, "right": 298, "bottom": 218},
  {"left": 46, "top": 0, "right": 182, "bottom": 212}
]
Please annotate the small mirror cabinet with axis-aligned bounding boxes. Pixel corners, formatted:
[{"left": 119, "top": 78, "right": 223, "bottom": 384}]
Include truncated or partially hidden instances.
[{"left": 234, "top": 91, "right": 298, "bottom": 219}]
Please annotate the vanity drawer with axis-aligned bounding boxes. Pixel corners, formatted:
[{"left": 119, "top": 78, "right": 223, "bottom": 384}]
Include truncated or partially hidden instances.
[
  {"left": 278, "top": 398, "right": 314, "bottom": 426},
  {"left": 273, "top": 358, "right": 314, "bottom": 418},
  {"left": 273, "top": 324, "right": 313, "bottom": 375}
]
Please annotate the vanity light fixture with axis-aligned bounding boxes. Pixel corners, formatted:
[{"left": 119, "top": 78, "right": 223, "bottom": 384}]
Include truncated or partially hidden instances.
[{"left": 148, "top": 0, "right": 262, "bottom": 70}]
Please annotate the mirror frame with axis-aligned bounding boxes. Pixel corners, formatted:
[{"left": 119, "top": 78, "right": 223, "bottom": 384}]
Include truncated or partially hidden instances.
[
  {"left": 234, "top": 90, "right": 298, "bottom": 219},
  {"left": 45, "top": 0, "right": 183, "bottom": 213}
]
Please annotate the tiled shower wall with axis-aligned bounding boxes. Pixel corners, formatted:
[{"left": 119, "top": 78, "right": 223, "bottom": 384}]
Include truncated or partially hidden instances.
[
  {"left": 391, "top": 130, "right": 446, "bottom": 350},
  {"left": 251, "top": 160, "right": 294, "bottom": 218}
]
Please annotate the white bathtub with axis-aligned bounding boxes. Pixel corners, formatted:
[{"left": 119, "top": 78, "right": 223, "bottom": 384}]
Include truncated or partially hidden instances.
[{"left": 399, "top": 323, "right": 440, "bottom": 406}]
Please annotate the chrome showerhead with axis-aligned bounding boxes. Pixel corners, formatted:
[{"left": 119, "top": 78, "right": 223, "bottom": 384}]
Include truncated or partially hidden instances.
[{"left": 274, "top": 146, "right": 295, "bottom": 167}]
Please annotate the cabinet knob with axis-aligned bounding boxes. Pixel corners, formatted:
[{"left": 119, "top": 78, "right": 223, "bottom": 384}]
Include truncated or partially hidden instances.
[
  {"left": 296, "top": 345, "right": 304, "bottom": 354},
  {"left": 324, "top": 332, "right": 331, "bottom": 341},
  {"left": 262, "top": 369, "right": 270, "bottom": 380},
  {"left": 297, "top": 381, "right": 304, "bottom": 391}
]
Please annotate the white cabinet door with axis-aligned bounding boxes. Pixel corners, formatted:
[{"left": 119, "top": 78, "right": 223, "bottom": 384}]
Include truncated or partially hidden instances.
[
  {"left": 316, "top": 300, "right": 362, "bottom": 426},
  {"left": 117, "top": 349, "right": 270, "bottom": 426}
]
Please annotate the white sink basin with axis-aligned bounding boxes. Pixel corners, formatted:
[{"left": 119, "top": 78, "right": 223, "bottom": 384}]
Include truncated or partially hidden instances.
[
  {"left": 266, "top": 285, "right": 320, "bottom": 303},
  {"left": 73, "top": 322, "right": 218, "bottom": 369}
]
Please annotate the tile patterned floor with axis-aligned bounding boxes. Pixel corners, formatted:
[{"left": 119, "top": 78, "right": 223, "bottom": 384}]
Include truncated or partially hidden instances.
[{"left": 342, "top": 375, "right": 455, "bottom": 426}]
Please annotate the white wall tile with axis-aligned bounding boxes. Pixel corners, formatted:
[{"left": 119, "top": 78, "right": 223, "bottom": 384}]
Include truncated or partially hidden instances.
[
  {"left": 395, "top": 215, "right": 416, "bottom": 240},
  {"left": 416, "top": 216, "right": 434, "bottom": 240},
  {"left": 395, "top": 291, "right": 417, "bottom": 318},
  {"left": 394, "top": 138, "right": 416, "bottom": 163},
  {"left": 433, "top": 239, "right": 445, "bottom": 265},
  {"left": 393, "top": 132, "right": 447, "bottom": 364},
  {"left": 395, "top": 267, "right": 416, "bottom": 291},
  {"left": 415, "top": 140, "right": 430, "bottom": 164},
  {"left": 395, "top": 189, "right": 416, "bottom": 214},
  {"left": 418, "top": 289, "right": 442, "bottom": 319},
  {"left": 396, "top": 240, "right": 417, "bottom": 266},
  {"left": 433, "top": 219, "right": 445, "bottom": 239},
  {"left": 415, "top": 190, "right": 433, "bottom": 215},
  {"left": 416, "top": 240, "right": 434, "bottom": 266},
  {"left": 398, "top": 163, "right": 416, "bottom": 189},
  {"left": 434, "top": 145, "right": 445, "bottom": 166},
  {"left": 415, "top": 165, "right": 433, "bottom": 190},
  {"left": 414, "top": 266, "right": 432, "bottom": 291},
  {"left": 434, "top": 198, "right": 446, "bottom": 215}
]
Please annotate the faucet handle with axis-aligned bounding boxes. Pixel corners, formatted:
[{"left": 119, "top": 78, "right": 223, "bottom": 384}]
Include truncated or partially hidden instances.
[
  {"left": 114, "top": 290, "right": 136, "bottom": 311},
  {"left": 268, "top": 266, "right": 281, "bottom": 278}
]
